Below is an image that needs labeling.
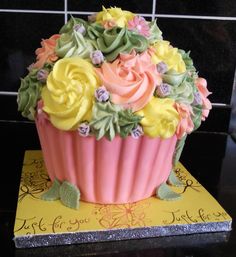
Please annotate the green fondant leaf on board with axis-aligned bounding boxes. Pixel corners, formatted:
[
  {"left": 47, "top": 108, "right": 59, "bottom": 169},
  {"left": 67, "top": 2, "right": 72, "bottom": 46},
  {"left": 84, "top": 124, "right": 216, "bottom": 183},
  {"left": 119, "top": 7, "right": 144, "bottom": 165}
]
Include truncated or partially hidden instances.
[
  {"left": 156, "top": 183, "right": 182, "bottom": 201},
  {"left": 168, "top": 170, "right": 184, "bottom": 187},
  {"left": 59, "top": 181, "right": 80, "bottom": 209},
  {"left": 40, "top": 179, "right": 61, "bottom": 201}
]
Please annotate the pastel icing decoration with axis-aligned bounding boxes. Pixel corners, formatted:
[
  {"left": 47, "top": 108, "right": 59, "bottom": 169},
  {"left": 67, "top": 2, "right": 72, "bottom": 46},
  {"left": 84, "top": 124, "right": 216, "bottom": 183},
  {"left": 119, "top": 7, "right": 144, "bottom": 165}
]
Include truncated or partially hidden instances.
[
  {"left": 17, "top": 6, "right": 212, "bottom": 208},
  {"left": 156, "top": 183, "right": 182, "bottom": 201}
]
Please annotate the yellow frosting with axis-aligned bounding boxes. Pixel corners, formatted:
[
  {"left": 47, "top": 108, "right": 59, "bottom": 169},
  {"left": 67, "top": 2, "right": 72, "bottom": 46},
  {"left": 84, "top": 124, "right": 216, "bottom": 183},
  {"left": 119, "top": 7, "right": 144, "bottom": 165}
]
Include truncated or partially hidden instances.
[
  {"left": 96, "top": 6, "right": 135, "bottom": 27},
  {"left": 136, "top": 97, "right": 180, "bottom": 138},
  {"left": 151, "top": 40, "right": 186, "bottom": 73},
  {"left": 41, "top": 57, "right": 101, "bottom": 130}
]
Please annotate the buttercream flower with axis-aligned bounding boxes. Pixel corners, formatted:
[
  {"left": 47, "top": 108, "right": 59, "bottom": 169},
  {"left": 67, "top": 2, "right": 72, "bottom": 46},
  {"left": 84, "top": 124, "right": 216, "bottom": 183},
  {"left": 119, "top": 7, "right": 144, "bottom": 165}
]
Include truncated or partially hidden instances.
[
  {"left": 73, "top": 24, "right": 86, "bottom": 35},
  {"left": 131, "top": 125, "right": 143, "bottom": 139},
  {"left": 37, "top": 69, "right": 49, "bottom": 83},
  {"left": 195, "top": 77, "right": 212, "bottom": 121},
  {"left": 156, "top": 83, "right": 171, "bottom": 97},
  {"left": 95, "top": 86, "right": 109, "bottom": 102},
  {"left": 96, "top": 6, "right": 135, "bottom": 28},
  {"left": 90, "top": 50, "right": 104, "bottom": 65},
  {"left": 192, "top": 91, "right": 202, "bottom": 106},
  {"left": 96, "top": 51, "right": 162, "bottom": 112},
  {"left": 156, "top": 61, "right": 168, "bottom": 74},
  {"left": 136, "top": 97, "right": 179, "bottom": 138},
  {"left": 33, "top": 34, "right": 60, "bottom": 69},
  {"left": 175, "top": 103, "right": 194, "bottom": 139},
  {"left": 78, "top": 123, "right": 90, "bottom": 137},
  {"left": 103, "top": 19, "right": 117, "bottom": 29},
  {"left": 128, "top": 16, "right": 150, "bottom": 37},
  {"left": 150, "top": 40, "right": 186, "bottom": 73},
  {"left": 41, "top": 57, "right": 101, "bottom": 130}
]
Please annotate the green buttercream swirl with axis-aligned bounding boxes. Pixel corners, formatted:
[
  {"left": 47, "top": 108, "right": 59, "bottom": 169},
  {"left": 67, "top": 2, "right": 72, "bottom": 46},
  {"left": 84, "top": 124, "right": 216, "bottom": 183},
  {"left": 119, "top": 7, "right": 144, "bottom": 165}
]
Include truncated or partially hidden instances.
[
  {"left": 59, "top": 16, "right": 88, "bottom": 34},
  {"left": 118, "top": 109, "right": 142, "bottom": 138},
  {"left": 89, "top": 102, "right": 142, "bottom": 140},
  {"left": 163, "top": 70, "right": 195, "bottom": 105},
  {"left": 147, "top": 20, "right": 163, "bottom": 44},
  {"left": 90, "top": 102, "right": 121, "bottom": 140},
  {"left": 178, "top": 49, "right": 196, "bottom": 74},
  {"left": 95, "top": 27, "right": 148, "bottom": 62},
  {"left": 17, "top": 69, "right": 43, "bottom": 120},
  {"left": 55, "top": 30, "right": 96, "bottom": 58},
  {"left": 162, "top": 69, "right": 186, "bottom": 86},
  {"left": 87, "top": 22, "right": 105, "bottom": 40}
]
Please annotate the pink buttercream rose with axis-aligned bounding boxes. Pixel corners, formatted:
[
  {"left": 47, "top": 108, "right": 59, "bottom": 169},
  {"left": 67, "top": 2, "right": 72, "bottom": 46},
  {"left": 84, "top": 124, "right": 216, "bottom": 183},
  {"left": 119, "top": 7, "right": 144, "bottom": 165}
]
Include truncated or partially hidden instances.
[
  {"left": 175, "top": 103, "right": 194, "bottom": 139},
  {"left": 95, "top": 51, "right": 162, "bottom": 111},
  {"left": 195, "top": 78, "right": 212, "bottom": 121},
  {"left": 33, "top": 34, "right": 60, "bottom": 69}
]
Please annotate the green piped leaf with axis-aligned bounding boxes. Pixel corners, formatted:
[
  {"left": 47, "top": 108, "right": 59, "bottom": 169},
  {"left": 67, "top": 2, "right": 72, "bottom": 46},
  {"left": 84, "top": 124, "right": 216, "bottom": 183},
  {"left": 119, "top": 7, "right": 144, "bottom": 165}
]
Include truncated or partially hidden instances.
[
  {"left": 59, "top": 181, "right": 80, "bottom": 209},
  {"left": 119, "top": 109, "right": 142, "bottom": 138},
  {"left": 41, "top": 179, "right": 61, "bottom": 201},
  {"left": 90, "top": 102, "right": 121, "bottom": 141},
  {"left": 168, "top": 170, "right": 184, "bottom": 187},
  {"left": 156, "top": 183, "right": 181, "bottom": 201}
]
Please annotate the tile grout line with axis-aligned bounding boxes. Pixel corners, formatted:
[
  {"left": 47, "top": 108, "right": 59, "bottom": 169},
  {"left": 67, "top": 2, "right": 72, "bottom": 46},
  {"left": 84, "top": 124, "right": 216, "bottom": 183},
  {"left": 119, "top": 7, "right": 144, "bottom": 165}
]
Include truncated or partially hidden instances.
[
  {"left": 155, "top": 14, "right": 236, "bottom": 21},
  {"left": 0, "top": 9, "right": 236, "bottom": 21},
  {"left": 152, "top": 0, "right": 156, "bottom": 21},
  {"left": 0, "top": 9, "right": 65, "bottom": 14},
  {"left": 0, "top": 92, "right": 230, "bottom": 107},
  {"left": 64, "top": 0, "right": 68, "bottom": 23}
]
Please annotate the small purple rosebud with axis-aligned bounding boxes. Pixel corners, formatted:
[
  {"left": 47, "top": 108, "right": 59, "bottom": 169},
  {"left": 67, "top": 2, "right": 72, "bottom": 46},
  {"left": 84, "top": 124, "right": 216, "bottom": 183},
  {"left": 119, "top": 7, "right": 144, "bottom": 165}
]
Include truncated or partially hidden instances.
[
  {"left": 78, "top": 123, "right": 90, "bottom": 137},
  {"left": 156, "top": 62, "right": 168, "bottom": 74},
  {"left": 88, "top": 13, "right": 97, "bottom": 22},
  {"left": 90, "top": 50, "right": 104, "bottom": 65},
  {"left": 156, "top": 83, "right": 171, "bottom": 97},
  {"left": 73, "top": 24, "right": 86, "bottom": 36},
  {"left": 193, "top": 91, "right": 202, "bottom": 105},
  {"left": 37, "top": 69, "right": 49, "bottom": 83},
  {"left": 131, "top": 125, "right": 143, "bottom": 139},
  {"left": 95, "top": 86, "right": 109, "bottom": 102}
]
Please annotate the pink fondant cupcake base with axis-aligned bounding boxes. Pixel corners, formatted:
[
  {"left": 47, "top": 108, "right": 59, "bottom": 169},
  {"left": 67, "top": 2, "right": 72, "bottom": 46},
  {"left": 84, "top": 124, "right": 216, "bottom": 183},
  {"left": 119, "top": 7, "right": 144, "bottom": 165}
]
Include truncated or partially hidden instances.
[{"left": 36, "top": 118, "right": 177, "bottom": 204}]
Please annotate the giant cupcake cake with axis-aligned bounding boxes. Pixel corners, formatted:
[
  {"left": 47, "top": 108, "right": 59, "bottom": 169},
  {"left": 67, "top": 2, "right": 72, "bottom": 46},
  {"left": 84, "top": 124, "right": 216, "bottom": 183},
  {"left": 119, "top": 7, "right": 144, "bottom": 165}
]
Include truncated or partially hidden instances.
[{"left": 17, "top": 7, "right": 212, "bottom": 209}]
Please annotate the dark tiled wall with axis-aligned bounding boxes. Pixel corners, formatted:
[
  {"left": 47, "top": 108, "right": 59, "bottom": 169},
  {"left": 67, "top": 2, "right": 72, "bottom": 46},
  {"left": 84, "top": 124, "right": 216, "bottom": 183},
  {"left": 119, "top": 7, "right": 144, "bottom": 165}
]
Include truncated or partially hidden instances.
[
  {"left": 0, "top": 0, "right": 235, "bottom": 132},
  {"left": 0, "top": 0, "right": 235, "bottom": 210}
]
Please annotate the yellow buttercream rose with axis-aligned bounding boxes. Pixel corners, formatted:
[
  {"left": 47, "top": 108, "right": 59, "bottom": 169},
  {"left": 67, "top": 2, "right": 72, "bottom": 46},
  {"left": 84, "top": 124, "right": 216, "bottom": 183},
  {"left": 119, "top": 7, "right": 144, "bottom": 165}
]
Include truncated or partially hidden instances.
[
  {"left": 41, "top": 57, "right": 101, "bottom": 130},
  {"left": 96, "top": 6, "right": 135, "bottom": 27},
  {"left": 136, "top": 97, "right": 180, "bottom": 138},
  {"left": 151, "top": 40, "right": 186, "bottom": 73}
]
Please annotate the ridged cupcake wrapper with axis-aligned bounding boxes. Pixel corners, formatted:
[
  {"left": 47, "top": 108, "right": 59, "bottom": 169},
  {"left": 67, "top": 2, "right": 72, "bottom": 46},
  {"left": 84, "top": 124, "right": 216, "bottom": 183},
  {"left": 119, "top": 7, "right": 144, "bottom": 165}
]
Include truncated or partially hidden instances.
[{"left": 36, "top": 118, "right": 177, "bottom": 204}]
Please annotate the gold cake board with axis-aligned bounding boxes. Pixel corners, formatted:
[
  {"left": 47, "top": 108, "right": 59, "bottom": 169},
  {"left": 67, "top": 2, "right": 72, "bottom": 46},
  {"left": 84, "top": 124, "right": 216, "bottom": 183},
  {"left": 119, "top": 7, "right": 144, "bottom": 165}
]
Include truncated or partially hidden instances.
[{"left": 13, "top": 150, "right": 232, "bottom": 248}]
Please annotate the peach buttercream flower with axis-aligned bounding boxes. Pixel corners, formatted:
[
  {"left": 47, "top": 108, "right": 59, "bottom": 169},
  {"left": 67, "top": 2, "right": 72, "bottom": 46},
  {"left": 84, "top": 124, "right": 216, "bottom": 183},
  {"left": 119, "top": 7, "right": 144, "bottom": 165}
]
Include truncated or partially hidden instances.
[
  {"left": 95, "top": 51, "right": 162, "bottom": 112},
  {"left": 175, "top": 103, "right": 194, "bottom": 139},
  {"left": 195, "top": 78, "right": 212, "bottom": 121},
  {"left": 33, "top": 34, "right": 60, "bottom": 69},
  {"left": 103, "top": 19, "right": 117, "bottom": 29}
]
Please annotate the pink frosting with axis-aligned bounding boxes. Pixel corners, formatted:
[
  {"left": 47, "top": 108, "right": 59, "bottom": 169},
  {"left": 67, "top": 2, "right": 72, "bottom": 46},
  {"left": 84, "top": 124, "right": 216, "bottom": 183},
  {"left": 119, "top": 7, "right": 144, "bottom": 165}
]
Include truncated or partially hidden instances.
[
  {"left": 175, "top": 103, "right": 194, "bottom": 139},
  {"left": 195, "top": 78, "right": 212, "bottom": 121},
  {"left": 96, "top": 51, "right": 161, "bottom": 112},
  {"left": 36, "top": 115, "right": 178, "bottom": 204}
]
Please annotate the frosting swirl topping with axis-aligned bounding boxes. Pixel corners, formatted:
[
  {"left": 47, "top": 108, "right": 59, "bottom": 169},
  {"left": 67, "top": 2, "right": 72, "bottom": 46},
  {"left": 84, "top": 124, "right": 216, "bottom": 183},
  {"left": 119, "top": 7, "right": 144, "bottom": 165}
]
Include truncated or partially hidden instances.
[
  {"left": 41, "top": 57, "right": 101, "bottom": 130},
  {"left": 96, "top": 51, "right": 161, "bottom": 112},
  {"left": 17, "top": 6, "right": 212, "bottom": 140}
]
